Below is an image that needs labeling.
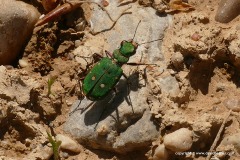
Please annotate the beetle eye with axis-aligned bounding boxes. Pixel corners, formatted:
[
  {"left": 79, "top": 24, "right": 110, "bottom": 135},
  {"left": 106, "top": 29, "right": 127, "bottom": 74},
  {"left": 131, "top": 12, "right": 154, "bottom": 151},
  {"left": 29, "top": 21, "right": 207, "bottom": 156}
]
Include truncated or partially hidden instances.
[
  {"left": 120, "top": 41, "right": 123, "bottom": 46},
  {"left": 120, "top": 40, "right": 127, "bottom": 47}
]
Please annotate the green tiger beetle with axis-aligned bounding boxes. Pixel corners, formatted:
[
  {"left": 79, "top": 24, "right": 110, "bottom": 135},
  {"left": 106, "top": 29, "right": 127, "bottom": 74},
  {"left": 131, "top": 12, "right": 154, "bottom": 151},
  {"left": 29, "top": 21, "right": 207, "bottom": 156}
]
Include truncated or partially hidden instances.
[
  {"left": 82, "top": 40, "right": 138, "bottom": 101},
  {"left": 71, "top": 21, "right": 163, "bottom": 115}
]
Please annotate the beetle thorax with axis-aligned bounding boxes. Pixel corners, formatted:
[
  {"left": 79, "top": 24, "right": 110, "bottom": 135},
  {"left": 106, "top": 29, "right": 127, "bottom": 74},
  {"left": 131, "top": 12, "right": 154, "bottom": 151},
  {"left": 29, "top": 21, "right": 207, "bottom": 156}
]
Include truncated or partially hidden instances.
[{"left": 113, "top": 40, "right": 138, "bottom": 64}]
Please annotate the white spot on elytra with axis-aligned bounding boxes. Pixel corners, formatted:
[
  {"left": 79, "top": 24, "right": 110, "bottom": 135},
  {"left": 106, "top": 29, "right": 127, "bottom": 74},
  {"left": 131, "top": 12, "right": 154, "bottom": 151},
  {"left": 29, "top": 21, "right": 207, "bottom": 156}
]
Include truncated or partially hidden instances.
[
  {"left": 100, "top": 83, "right": 105, "bottom": 88},
  {"left": 92, "top": 76, "right": 96, "bottom": 80}
]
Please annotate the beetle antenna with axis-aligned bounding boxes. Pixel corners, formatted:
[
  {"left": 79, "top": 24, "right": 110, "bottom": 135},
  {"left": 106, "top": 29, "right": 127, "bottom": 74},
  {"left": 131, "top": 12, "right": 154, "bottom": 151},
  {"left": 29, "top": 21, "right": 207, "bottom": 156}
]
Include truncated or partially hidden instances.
[
  {"left": 132, "top": 20, "right": 141, "bottom": 41},
  {"left": 138, "top": 37, "right": 164, "bottom": 45}
]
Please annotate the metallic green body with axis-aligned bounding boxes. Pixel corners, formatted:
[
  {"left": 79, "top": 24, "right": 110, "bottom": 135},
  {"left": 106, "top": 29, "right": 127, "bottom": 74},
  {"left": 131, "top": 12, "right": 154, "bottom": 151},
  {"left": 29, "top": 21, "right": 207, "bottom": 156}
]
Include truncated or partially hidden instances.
[
  {"left": 82, "top": 40, "right": 138, "bottom": 101},
  {"left": 113, "top": 49, "right": 129, "bottom": 63},
  {"left": 120, "top": 41, "right": 136, "bottom": 57},
  {"left": 83, "top": 57, "right": 123, "bottom": 100},
  {"left": 113, "top": 41, "right": 137, "bottom": 63}
]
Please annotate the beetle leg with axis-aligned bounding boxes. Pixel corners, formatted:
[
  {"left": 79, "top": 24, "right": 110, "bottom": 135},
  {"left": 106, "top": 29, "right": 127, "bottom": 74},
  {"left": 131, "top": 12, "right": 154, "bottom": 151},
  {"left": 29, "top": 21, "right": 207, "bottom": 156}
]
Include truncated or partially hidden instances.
[
  {"left": 69, "top": 100, "right": 82, "bottom": 116},
  {"left": 76, "top": 53, "right": 103, "bottom": 82},
  {"left": 125, "top": 62, "right": 158, "bottom": 66},
  {"left": 92, "top": 53, "right": 104, "bottom": 62},
  {"left": 105, "top": 50, "right": 113, "bottom": 59},
  {"left": 94, "top": 104, "right": 108, "bottom": 130},
  {"left": 93, "top": 89, "right": 119, "bottom": 130},
  {"left": 122, "top": 73, "right": 133, "bottom": 107},
  {"left": 69, "top": 99, "right": 95, "bottom": 115},
  {"left": 79, "top": 52, "right": 103, "bottom": 65}
]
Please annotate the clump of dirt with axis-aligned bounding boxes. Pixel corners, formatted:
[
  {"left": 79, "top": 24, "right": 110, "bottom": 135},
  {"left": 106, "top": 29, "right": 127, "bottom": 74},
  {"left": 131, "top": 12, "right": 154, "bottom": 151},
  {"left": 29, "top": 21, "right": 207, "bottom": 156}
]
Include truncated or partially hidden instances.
[
  {"left": 1, "top": 0, "right": 240, "bottom": 160},
  {"left": 150, "top": 0, "right": 240, "bottom": 159},
  {"left": 24, "top": 7, "right": 86, "bottom": 76}
]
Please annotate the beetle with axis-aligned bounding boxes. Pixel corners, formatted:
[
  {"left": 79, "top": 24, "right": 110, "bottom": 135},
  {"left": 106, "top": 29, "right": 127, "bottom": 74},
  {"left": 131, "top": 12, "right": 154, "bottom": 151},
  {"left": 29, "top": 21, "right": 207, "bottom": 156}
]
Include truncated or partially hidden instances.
[
  {"left": 81, "top": 20, "right": 163, "bottom": 101},
  {"left": 82, "top": 40, "right": 138, "bottom": 101},
  {"left": 70, "top": 21, "right": 162, "bottom": 115}
]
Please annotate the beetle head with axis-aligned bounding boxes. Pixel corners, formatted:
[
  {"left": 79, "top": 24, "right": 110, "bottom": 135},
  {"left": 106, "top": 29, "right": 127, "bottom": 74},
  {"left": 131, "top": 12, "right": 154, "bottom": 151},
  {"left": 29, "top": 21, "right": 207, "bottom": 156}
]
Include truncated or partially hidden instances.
[{"left": 120, "top": 40, "right": 138, "bottom": 57}]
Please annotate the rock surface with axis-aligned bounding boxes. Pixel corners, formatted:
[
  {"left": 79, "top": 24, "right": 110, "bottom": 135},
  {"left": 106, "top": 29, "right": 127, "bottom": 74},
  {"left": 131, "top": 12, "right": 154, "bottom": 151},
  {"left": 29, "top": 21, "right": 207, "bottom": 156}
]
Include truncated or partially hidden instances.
[
  {"left": 0, "top": 0, "right": 40, "bottom": 65},
  {"left": 221, "top": 133, "right": 240, "bottom": 153},
  {"left": 163, "top": 128, "right": 193, "bottom": 152},
  {"left": 64, "top": 87, "right": 159, "bottom": 153},
  {"left": 0, "top": 66, "right": 39, "bottom": 104},
  {"left": 64, "top": 0, "right": 169, "bottom": 153},
  {"left": 223, "top": 97, "right": 240, "bottom": 112},
  {"left": 215, "top": 0, "right": 240, "bottom": 23},
  {"left": 2, "top": 0, "right": 240, "bottom": 159},
  {"left": 55, "top": 134, "right": 82, "bottom": 153}
]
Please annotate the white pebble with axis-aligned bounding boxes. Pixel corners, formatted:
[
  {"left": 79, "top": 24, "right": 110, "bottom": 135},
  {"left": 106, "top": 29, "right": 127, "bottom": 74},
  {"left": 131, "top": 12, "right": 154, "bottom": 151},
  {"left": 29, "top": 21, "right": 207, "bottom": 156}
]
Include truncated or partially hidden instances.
[
  {"left": 163, "top": 128, "right": 193, "bottom": 152},
  {"left": 55, "top": 134, "right": 82, "bottom": 153},
  {"left": 19, "top": 59, "right": 29, "bottom": 68},
  {"left": 171, "top": 51, "right": 184, "bottom": 69},
  {"left": 61, "top": 151, "right": 69, "bottom": 158},
  {"left": 223, "top": 97, "right": 240, "bottom": 112},
  {"left": 96, "top": 124, "right": 109, "bottom": 136},
  {"left": 153, "top": 144, "right": 168, "bottom": 160}
]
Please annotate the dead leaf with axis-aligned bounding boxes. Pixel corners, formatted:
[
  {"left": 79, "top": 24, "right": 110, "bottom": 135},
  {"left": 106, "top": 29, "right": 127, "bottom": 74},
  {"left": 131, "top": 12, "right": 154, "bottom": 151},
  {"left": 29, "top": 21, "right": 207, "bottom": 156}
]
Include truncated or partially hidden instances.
[
  {"left": 101, "top": 0, "right": 109, "bottom": 7},
  {"left": 166, "top": 0, "right": 194, "bottom": 13}
]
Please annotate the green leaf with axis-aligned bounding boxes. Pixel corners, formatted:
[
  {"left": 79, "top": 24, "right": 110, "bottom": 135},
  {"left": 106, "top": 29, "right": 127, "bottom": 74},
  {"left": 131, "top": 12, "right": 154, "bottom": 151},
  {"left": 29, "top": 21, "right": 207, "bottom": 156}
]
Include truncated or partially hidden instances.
[
  {"left": 47, "top": 76, "right": 57, "bottom": 96},
  {"left": 47, "top": 131, "right": 61, "bottom": 160}
]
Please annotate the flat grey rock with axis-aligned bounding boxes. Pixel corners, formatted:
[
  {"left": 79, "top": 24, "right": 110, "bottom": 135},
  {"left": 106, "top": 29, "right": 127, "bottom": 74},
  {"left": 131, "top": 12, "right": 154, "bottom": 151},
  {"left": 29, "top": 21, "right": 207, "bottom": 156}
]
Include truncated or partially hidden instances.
[
  {"left": 64, "top": 78, "right": 156, "bottom": 153},
  {"left": 64, "top": 0, "right": 170, "bottom": 153}
]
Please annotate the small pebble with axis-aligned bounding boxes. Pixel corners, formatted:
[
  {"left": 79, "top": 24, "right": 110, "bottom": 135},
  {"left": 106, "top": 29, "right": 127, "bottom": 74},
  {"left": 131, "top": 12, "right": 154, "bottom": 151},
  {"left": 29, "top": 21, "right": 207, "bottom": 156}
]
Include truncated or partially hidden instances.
[
  {"left": 96, "top": 124, "right": 109, "bottom": 136},
  {"left": 191, "top": 32, "right": 202, "bottom": 41},
  {"left": 101, "top": 0, "right": 109, "bottom": 7},
  {"left": 171, "top": 52, "right": 184, "bottom": 69},
  {"left": 212, "top": 98, "right": 221, "bottom": 105},
  {"left": 222, "top": 133, "right": 240, "bottom": 153},
  {"left": 61, "top": 151, "right": 69, "bottom": 159},
  {"left": 164, "top": 128, "right": 193, "bottom": 152},
  {"left": 75, "top": 19, "right": 86, "bottom": 32},
  {"left": 223, "top": 97, "right": 240, "bottom": 112},
  {"left": 169, "top": 69, "right": 177, "bottom": 75},
  {"left": 55, "top": 134, "right": 81, "bottom": 153},
  {"left": 216, "top": 83, "right": 226, "bottom": 92},
  {"left": 75, "top": 40, "right": 82, "bottom": 47},
  {"left": 153, "top": 144, "right": 168, "bottom": 160},
  {"left": 18, "top": 59, "right": 29, "bottom": 68},
  {"left": 25, "top": 138, "right": 31, "bottom": 147}
]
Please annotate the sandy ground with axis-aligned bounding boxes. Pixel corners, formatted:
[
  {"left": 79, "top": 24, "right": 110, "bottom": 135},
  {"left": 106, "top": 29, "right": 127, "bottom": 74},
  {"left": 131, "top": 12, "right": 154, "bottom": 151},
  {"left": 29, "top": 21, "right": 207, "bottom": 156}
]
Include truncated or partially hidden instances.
[{"left": 1, "top": 0, "right": 240, "bottom": 159}]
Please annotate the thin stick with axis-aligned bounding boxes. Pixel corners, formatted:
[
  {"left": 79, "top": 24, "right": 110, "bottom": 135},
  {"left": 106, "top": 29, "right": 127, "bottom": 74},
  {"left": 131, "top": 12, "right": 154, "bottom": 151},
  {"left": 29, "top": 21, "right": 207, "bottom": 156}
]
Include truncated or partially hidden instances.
[
  {"left": 72, "top": 1, "right": 115, "bottom": 22},
  {"left": 35, "top": 0, "right": 129, "bottom": 27},
  {"left": 90, "top": 5, "right": 132, "bottom": 35},
  {"left": 206, "top": 110, "right": 232, "bottom": 160}
]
